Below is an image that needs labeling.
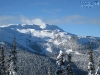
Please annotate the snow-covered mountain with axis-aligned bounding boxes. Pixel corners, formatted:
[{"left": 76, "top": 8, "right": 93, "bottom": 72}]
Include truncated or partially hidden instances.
[
  {"left": 0, "top": 24, "right": 100, "bottom": 54},
  {"left": 1, "top": 24, "right": 100, "bottom": 75}
]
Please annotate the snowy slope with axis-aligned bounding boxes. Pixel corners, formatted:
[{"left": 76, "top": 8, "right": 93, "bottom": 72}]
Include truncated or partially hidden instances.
[{"left": 0, "top": 24, "right": 100, "bottom": 54}]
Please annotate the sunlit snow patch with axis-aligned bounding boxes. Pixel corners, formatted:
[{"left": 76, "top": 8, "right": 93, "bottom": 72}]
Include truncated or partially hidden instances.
[{"left": 66, "top": 49, "right": 81, "bottom": 55}]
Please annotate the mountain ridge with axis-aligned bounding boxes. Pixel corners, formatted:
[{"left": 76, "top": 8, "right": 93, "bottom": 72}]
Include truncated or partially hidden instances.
[{"left": 0, "top": 24, "right": 100, "bottom": 54}]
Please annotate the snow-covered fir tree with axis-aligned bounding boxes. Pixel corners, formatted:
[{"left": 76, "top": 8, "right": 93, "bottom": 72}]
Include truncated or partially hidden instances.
[
  {"left": 0, "top": 46, "right": 2, "bottom": 75},
  {"left": 7, "top": 37, "right": 18, "bottom": 75},
  {"left": 88, "top": 45, "right": 95, "bottom": 75},
  {"left": 95, "top": 60, "right": 100, "bottom": 75},
  {"left": 48, "top": 66, "right": 52, "bottom": 75},
  {"left": 7, "top": 55, "right": 11, "bottom": 75},
  {"left": 56, "top": 50, "right": 65, "bottom": 75},
  {"left": 66, "top": 53, "right": 74, "bottom": 75},
  {"left": 0, "top": 46, "right": 6, "bottom": 75}
]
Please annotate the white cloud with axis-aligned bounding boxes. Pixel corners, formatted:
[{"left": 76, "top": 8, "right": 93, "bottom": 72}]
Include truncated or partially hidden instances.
[
  {"left": 88, "top": 18, "right": 100, "bottom": 25},
  {"left": 44, "top": 15, "right": 85, "bottom": 25},
  {"left": 0, "top": 16, "right": 21, "bottom": 25},
  {"left": 0, "top": 15, "right": 100, "bottom": 27},
  {"left": 44, "top": 15, "right": 100, "bottom": 25},
  {"left": 0, "top": 15, "right": 46, "bottom": 29},
  {"left": 21, "top": 16, "right": 46, "bottom": 29}
]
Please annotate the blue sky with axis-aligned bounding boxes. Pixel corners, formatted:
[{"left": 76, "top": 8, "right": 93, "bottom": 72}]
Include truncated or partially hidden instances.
[{"left": 0, "top": 0, "right": 100, "bottom": 37}]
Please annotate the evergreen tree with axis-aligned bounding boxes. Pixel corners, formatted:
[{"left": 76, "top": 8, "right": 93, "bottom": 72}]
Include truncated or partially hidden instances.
[
  {"left": 7, "top": 55, "right": 11, "bottom": 75},
  {"left": 56, "top": 50, "right": 65, "bottom": 75},
  {"left": 66, "top": 53, "right": 74, "bottom": 75},
  {"left": 0, "top": 46, "right": 6, "bottom": 75},
  {"left": 48, "top": 66, "right": 52, "bottom": 75},
  {"left": 95, "top": 60, "right": 100, "bottom": 75},
  {"left": 8, "top": 37, "right": 18, "bottom": 75},
  {"left": 88, "top": 45, "right": 95, "bottom": 75},
  {"left": 0, "top": 46, "right": 2, "bottom": 75}
]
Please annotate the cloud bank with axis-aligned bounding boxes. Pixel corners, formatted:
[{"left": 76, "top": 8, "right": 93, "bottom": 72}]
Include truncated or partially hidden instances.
[
  {"left": 44, "top": 15, "right": 100, "bottom": 25},
  {"left": 0, "top": 15, "right": 100, "bottom": 27}
]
